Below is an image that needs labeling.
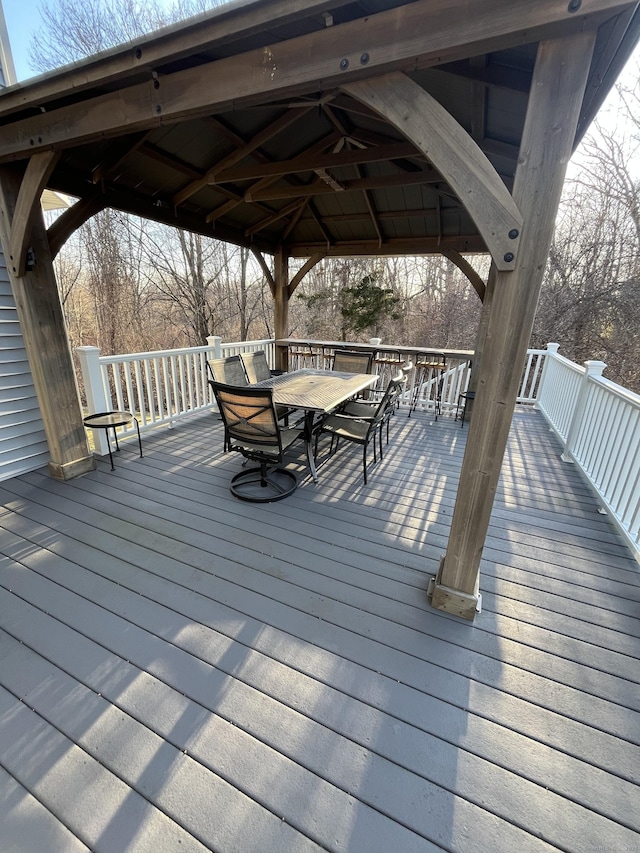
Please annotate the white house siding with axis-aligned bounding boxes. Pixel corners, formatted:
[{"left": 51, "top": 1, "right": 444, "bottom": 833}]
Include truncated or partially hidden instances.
[{"left": 0, "top": 249, "right": 50, "bottom": 479}]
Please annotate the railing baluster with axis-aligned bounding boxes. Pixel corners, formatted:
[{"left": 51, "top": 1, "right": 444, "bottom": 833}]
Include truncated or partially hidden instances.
[{"left": 76, "top": 338, "right": 638, "bottom": 560}]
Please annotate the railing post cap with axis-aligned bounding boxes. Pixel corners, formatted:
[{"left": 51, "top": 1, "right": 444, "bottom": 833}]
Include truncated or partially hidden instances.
[
  {"left": 76, "top": 345, "right": 101, "bottom": 352},
  {"left": 584, "top": 360, "right": 607, "bottom": 375},
  {"left": 546, "top": 343, "right": 560, "bottom": 353}
]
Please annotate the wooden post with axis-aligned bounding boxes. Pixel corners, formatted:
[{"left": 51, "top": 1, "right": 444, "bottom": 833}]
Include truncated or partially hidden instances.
[
  {"left": 273, "top": 245, "right": 289, "bottom": 371},
  {"left": 464, "top": 265, "right": 497, "bottom": 421},
  {"left": 432, "top": 30, "right": 597, "bottom": 619},
  {"left": 0, "top": 163, "right": 95, "bottom": 480}
]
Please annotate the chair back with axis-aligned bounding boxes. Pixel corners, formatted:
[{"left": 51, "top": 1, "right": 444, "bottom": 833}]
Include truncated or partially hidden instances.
[
  {"left": 241, "top": 350, "right": 272, "bottom": 384},
  {"left": 371, "top": 373, "right": 405, "bottom": 427},
  {"left": 207, "top": 355, "right": 248, "bottom": 386},
  {"left": 210, "top": 381, "right": 283, "bottom": 458},
  {"left": 332, "top": 350, "right": 373, "bottom": 374}
]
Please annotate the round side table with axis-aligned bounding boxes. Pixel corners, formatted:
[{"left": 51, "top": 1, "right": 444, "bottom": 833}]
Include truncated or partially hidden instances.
[{"left": 83, "top": 411, "right": 143, "bottom": 470}]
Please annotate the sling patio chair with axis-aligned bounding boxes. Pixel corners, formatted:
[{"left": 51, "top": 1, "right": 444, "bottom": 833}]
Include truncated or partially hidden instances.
[
  {"left": 207, "top": 355, "right": 249, "bottom": 450},
  {"left": 314, "top": 372, "right": 404, "bottom": 485},
  {"left": 206, "top": 354, "right": 248, "bottom": 386},
  {"left": 337, "top": 362, "right": 412, "bottom": 437},
  {"left": 331, "top": 349, "right": 374, "bottom": 375},
  {"left": 239, "top": 349, "right": 283, "bottom": 383},
  {"left": 240, "top": 349, "right": 294, "bottom": 423},
  {"left": 209, "top": 381, "right": 305, "bottom": 502},
  {"left": 332, "top": 349, "right": 374, "bottom": 400}
]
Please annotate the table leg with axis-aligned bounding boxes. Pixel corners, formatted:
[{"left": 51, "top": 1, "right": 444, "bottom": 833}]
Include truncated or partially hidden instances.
[
  {"left": 133, "top": 416, "right": 143, "bottom": 458},
  {"left": 108, "top": 428, "right": 116, "bottom": 470},
  {"left": 304, "top": 411, "right": 318, "bottom": 482}
]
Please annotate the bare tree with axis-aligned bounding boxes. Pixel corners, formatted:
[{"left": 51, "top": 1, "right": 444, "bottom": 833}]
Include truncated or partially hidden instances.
[
  {"left": 29, "top": 0, "right": 219, "bottom": 73},
  {"left": 534, "top": 60, "right": 640, "bottom": 391}
]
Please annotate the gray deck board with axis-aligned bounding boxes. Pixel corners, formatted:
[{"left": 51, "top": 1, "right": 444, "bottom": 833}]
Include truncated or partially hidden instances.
[{"left": 0, "top": 407, "right": 638, "bottom": 852}]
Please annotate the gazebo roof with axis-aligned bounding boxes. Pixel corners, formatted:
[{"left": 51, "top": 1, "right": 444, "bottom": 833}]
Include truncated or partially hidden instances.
[{"left": 1, "top": 0, "right": 638, "bottom": 261}]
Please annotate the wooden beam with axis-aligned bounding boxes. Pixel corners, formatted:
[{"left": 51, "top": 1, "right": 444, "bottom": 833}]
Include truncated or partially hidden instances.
[
  {"left": 212, "top": 142, "right": 421, "bottom": 183},
  {"left": 317, "top": 208, "right": 449, "bottom": 224},
  {"left": 436, "top": 59, "right": 532, "bottom": 93},
  {"left": 204, "top": 130, "right": 341, "bottom": 224},
  {"left": 47, "top": 172, "right": 274, "bottom": 253},
  {"left": 288, "top": 252, "right": 325, "bottom": 297},
  {"left": 8, "top": 151, "right": 59, "bottom": 277},
  {"left": 0, "top": 163, "right": 95, "bottom": 479},
  {"left": 141, "top": 142, "right": 203, "bottom": 179},
  {"left": 245, "top": 169, "right": 440, "bottom": 202},
  {"left": 469, "top": 56, "right": 488, "bottom": 146},
  {"left": 273, "top": 246, "right": 290, "bottom": 368},
  {"left": 173, "top": 107, "right": 315, "bottom": 206},
  {"left": 245, "top": 198, "right": 306, "bottom": 237},
  {"left": 48, "top": 195, "right": 106, "bottom": 259},
  {"left": 288, "top": 234, "right": 486, "bottom": 257},
  {"left": 305, "top": 201, "right": 334, "bottom": 248},
  {"left": 0, "top": 0, "right": 360, "bottom": 118},
  {"left": 441, "top": 247, "right": 486, "bottom": 301},
  {"left": 282, "top": 197, "right": 311, "bottom": 241},
  {"left": 91, "top": 132, "right": 151, "bottom": 184},
  {"left": 342, "top": 72, "right": 522, "bottom": 271},
  {"left": 433, "top": 29, "right": 598, "bottom": 620},
  {"left": 250, "top": 247, "right": 275, "bottom": 298},
  {"left": 0, "top": 0, "right": 629, "bottom": 162}
]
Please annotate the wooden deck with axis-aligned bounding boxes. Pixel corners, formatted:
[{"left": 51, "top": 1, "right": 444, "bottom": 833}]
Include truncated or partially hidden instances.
[{"left": 0, "top": 406, "right": 638, "bottom": 852}]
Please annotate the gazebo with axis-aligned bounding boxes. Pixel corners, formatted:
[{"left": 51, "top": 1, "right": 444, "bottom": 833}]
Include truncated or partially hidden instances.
[{"left": 0, "top": 0, "right": 638, "bottom": 619}]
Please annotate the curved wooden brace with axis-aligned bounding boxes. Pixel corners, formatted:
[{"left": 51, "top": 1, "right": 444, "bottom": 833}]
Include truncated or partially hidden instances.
[
  {"left": 48, "top": 195, "right": 106, "bottom": 259},
  {"left": 342, "top": 73, "right": 523, "bottom": 272},
  {"left": 288, "top": 252, "right": 326, "bottom": 298},
  {"left": 441, "top": 248, "right": 486, "bottom": 302},
  {"left": 9, "top": 151, "right": 60, "bottom": 277},
  {"left": 250, "top": 247, "right": 275, "bottom": 297}
]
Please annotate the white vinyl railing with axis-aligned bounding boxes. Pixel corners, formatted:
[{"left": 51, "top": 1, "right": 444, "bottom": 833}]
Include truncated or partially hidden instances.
[
  {"left": 536, "top": 343, "right": 640, "bottom": 561},
  {"left": 76, "top": 336, "right": 276, "bottom": 454},
  {"left": 76, "top": 337, "right": 541, "bottom": 442},
  {"left": 76, "top": 337, "right": 639, "bottom": 560}
]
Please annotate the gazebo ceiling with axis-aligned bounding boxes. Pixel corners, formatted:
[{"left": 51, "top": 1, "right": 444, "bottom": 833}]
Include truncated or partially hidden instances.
[{"left": 0, "top": 0, "right": 639, "bottom": 260}]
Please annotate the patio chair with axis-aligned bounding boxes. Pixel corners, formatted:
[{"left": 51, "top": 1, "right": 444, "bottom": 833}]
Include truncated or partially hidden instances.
[
  {"left": 207, "top": 355, "right": 248, "bottom": 386},
  {"left": 207, "top": 355, "right": 249, "bottom": 450},
  {"left": 240, "top": 349, "right": 293, "bottom": 423},
  {"left": 240, "top": 349, "right": 283, "bottom": 383},
  {"left": 338, "top": 362, "right": 411, "bottom": 439},
  {"left": 314, "top": 372, "right": 404, "bottom": 484},
  {"left": 209, "top": 381, "right": 304, "bottom": 502},
  {"left": 332, "top": 349, "right": 373, "bottom": 375},
  {"left": 332, "top": 350, "right": 374, "bottom": 400}
]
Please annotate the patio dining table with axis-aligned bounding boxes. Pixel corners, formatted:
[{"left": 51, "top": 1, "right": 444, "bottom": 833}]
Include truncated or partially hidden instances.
[{"left": 255, "top": 367, "right": 378, "bottom": 481}]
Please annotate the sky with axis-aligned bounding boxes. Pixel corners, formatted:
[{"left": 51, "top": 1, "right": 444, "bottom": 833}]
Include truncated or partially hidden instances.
[{"left": 2, "top": 0, "right": 41, "bottom": 82}]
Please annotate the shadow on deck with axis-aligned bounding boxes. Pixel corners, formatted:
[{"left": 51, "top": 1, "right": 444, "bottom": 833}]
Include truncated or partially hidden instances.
[{"left": 0, "top": 407, "right": 638, "bottom": 852}]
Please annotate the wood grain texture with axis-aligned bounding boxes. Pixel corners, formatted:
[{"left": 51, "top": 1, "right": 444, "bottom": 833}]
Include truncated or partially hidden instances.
[
  {"left": 342, "top": 73, "right": 522, "bottom": 271},
  {"left": 0, "top": 0, "right": 630, "bottom": 162},
  {"left": 0, "top": 164, "right": 94, "bottom": 478},
  {"left": 438, "top": 30, "right": 598, "bottom": 609}
]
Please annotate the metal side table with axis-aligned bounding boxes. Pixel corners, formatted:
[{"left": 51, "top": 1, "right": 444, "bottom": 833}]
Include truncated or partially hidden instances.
[{"left": 83, "top": 411, "right": 143, "bottom": 470}]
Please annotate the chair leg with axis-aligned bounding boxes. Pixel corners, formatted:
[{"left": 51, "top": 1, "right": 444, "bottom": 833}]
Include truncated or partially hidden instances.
[
  {"left": 363, "top": 445, "right": 368, "bottom": 485},
  {"left": 408, "top": 366, "right": 424, "bottom": 416}
]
